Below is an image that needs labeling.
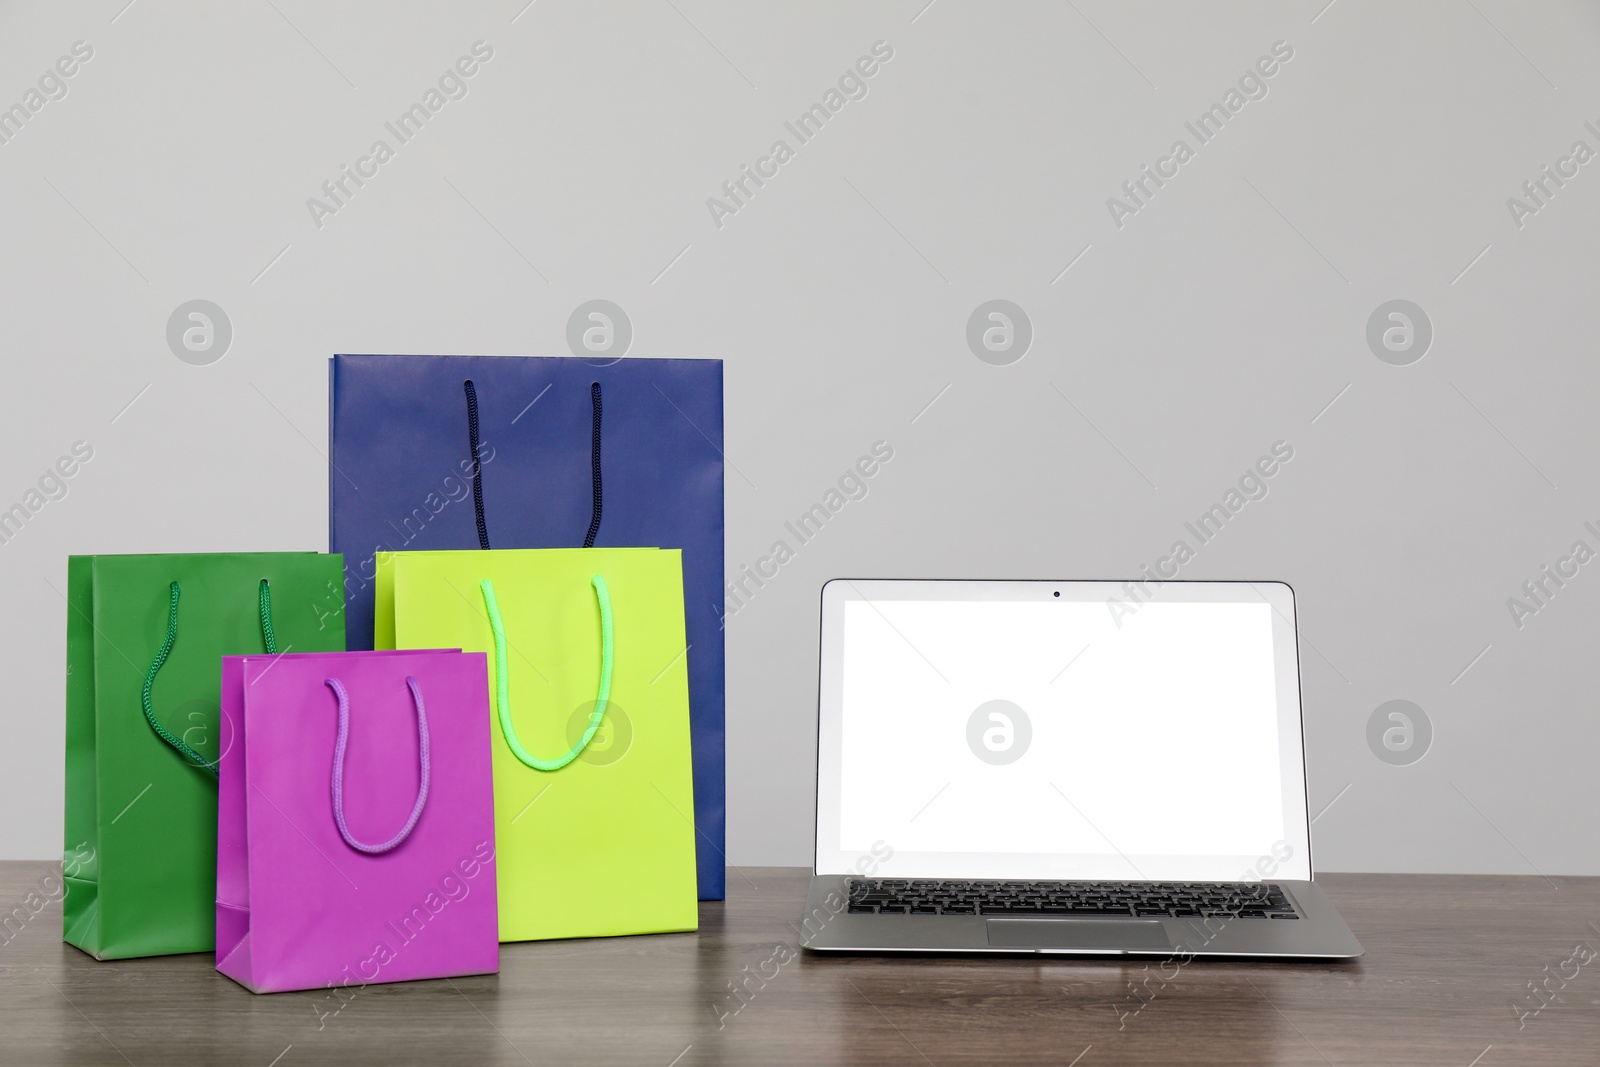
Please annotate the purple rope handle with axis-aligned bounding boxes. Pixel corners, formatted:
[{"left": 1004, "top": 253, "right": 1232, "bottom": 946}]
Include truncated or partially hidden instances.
[{"left": 324, "top": 676, "right": 430, "bottom": 855}]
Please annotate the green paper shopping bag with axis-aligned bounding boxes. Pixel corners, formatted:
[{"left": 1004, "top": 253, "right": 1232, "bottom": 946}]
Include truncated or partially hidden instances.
[
  {"left": 64, "top": 553, "right": 345, "bottom": 959},
  {"left": 378, "top": 547, "right": 698, "bottom": 941}
]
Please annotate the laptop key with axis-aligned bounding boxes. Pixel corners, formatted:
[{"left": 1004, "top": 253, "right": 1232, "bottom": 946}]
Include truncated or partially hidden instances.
[{"left": 845, "top": 878, "right": 1298, "bottom": 919}]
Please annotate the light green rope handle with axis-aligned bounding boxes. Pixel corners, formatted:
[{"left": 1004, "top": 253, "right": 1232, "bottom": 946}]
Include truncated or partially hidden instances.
[
  {"left": 141, "top": 578, "right": 280, "bottom": 778},
  {"left": 480, "top": 574, "right": 613, "bottom": 772}
]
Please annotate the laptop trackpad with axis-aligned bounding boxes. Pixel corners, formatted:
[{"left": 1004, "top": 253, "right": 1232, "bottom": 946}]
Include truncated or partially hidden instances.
[{"left": 986, "top": 919, "right": 1172, "bottom": 952}]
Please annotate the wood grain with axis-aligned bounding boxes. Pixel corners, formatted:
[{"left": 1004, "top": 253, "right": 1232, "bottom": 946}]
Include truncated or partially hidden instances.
[{"left": 1, "top": 863, "right": 1597, "bottom": 1065}]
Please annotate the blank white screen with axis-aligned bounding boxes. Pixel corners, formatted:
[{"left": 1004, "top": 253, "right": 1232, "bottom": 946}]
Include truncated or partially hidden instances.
[{"left": 837, "top": 599, "right": 1288, "bottom": 869}]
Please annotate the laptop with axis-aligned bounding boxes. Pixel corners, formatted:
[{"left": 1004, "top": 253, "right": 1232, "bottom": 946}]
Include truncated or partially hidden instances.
[{"left": 798, "top": 579, "right": 1363, "bottom": 959}]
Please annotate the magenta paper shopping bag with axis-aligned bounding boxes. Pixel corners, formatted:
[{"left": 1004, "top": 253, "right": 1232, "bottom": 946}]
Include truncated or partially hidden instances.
[{"left": 217, "top": 649, "right": 498, "bottom": 994}]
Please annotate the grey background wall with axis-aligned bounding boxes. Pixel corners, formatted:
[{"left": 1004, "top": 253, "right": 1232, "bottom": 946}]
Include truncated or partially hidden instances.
[{"left": 3, "top": 0, "right": 1597, "bottom": 874}]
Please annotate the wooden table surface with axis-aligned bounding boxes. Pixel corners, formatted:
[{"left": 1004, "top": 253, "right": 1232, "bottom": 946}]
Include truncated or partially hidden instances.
[{"left": 1, "top": 862, "right": 1597, "bottom": 1066}]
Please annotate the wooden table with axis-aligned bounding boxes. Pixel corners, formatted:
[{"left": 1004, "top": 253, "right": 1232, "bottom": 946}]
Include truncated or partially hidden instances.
[{"left": 2, "top": 863, "right": 1596, "bottom": 1065}]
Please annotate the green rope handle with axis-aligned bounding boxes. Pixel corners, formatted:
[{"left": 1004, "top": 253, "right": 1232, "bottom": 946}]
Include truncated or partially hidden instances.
[
  {"left": 140, "top": 578, "right": 279, "bottom": 778},
  {"left": 480, "top": 574, "right": 613, "bottom": 772},
  {"left": 258, "top": 578, "right": 279, "bottom": 655}
]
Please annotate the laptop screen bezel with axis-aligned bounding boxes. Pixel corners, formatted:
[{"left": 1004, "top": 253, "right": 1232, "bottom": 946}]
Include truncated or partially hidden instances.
[{"left": 812, "top": 578, "right": 1314, "bottom": 883}]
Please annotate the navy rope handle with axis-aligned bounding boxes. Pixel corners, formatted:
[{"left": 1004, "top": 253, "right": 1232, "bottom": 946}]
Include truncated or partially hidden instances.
[
  {"left": 464, "top": 379, "right": 491, "bottom": 551},
  {"left": 324, "top": 676, "right": 430, "bottom": 855},
  {"left": 584, "top": 381, "right": 603, "bottom": 548},
  {"left": 463, "top": 378, "right": 604, "bottom": 549}
]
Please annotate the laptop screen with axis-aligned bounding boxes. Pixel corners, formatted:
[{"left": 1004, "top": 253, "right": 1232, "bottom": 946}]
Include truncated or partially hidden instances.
[{"left": 814, "top": 581, "right": 1312, "bottom": 882}]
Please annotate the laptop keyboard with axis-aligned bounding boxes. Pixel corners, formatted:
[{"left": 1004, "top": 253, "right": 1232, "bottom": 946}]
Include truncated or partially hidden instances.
[{"left": 846, "top": 879, "right": 1299, "bottom": 919}]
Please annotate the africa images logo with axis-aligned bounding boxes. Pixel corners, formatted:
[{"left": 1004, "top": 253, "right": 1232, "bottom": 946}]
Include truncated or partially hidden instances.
[{"left": 967, "top": 700, "right": 1031, "bottom": 766}]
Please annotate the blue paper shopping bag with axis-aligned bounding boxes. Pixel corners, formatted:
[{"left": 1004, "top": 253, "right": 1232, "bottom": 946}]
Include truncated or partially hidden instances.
[{"left": 328, "top": 354, "right": 725, "bottom": 899}]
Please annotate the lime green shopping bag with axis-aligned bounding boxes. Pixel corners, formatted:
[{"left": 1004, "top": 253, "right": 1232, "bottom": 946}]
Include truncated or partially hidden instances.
[
  {"left": 378, "top": 547, "right": 698, "bottom": 941},
  {"left": 64, "top": 552, "right": 345, "bottom": 959}
]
